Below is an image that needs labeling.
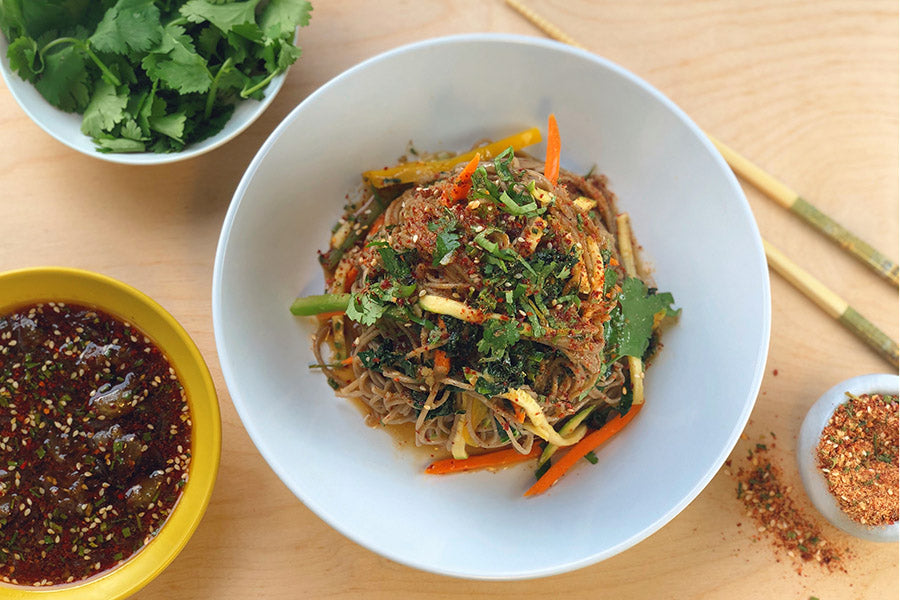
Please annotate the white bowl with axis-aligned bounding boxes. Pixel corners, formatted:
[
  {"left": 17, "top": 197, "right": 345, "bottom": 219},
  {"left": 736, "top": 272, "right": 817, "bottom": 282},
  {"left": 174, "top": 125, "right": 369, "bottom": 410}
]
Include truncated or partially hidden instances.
[
  {"left": 0, "top": 35, "right": 288, "bottom": 165},
  {"left": 797, "top": 374, "right": 899, "bottom": 543},
  {"left": 212, "top": 33, "right": 771, "bottom": 579}
]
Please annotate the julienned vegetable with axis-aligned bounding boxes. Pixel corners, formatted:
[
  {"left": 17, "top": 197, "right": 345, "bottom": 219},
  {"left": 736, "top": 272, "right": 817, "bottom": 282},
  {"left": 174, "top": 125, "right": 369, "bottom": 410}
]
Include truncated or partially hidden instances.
[
  {"left": 525, "top": 403, "right": 643, "bottom": 496},
  {"left": 425, "top": 444, "right": 542, "bottom": 475},
  {"left": 362, "top": 127, "right": 542, "bottom": 188},
  {"left": 0, "top": 0, "right": 312, "bottom": 154},
  {"left": 291, "top": 117, "right": 678, "bottom": 496}
]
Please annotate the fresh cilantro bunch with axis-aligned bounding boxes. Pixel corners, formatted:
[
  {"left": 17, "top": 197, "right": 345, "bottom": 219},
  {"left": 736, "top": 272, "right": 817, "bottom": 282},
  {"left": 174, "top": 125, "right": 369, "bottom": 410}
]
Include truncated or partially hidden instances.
[{"left": 0, "top": 0, "right": 312, "bottom": 153}]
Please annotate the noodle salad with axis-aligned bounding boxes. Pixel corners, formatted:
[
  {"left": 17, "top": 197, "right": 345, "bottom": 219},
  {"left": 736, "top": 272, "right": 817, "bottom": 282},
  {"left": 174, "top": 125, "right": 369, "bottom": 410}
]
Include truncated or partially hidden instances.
[{"left": 291, "top": 116, "right": 678, "bottom": 495}]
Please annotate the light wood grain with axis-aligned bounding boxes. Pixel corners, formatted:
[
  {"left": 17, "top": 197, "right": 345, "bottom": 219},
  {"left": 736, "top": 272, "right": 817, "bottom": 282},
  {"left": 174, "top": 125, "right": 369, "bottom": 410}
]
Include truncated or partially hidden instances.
[{"left": 0, "top": 1, "right": 897, "bottom": 599}]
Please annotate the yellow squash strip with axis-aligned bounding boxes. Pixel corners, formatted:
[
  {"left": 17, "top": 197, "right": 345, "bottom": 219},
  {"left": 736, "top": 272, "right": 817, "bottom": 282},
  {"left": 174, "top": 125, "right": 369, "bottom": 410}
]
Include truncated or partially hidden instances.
[
  {"left": 503, "top": 388, "right": 587, "bottom": 447},
  {"left": 530, "top": 186, "right": 555, "bottom": 205},
  {"left": 573, "top": 195, "right": 596, "bottom": 212},
  {"left": 418, "top": 295, "right": 533, "bottom": 335},
  {"left": 363, "top": 127, "right": 542, "bottom": 188},
  {"left": 615, "top": 213, "right": 645, "bottom": 406},
  {"left": 418, "top": 294, "right": 487, "bottom": 323},
  {"left": 537, "top": 406, "right": 595, "bottom": 466},
  {"left": 450, "top": 415, "right": 468, "bottom": 459}
]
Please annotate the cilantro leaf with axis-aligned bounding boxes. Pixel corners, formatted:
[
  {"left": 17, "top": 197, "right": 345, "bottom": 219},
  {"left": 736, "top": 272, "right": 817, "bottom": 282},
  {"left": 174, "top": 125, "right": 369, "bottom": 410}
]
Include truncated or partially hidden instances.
[
  {"left": 141, "top": 24, "right": 212, "bottom": 94},
  {"left": 276, "top": 37, "right": 302, "bottom": 69},
  {"left": 33, "top": 45, "right": 91, "bottom": 112},
  {"left": 368, "top": 240, "right": 409, "bottom": 279},
  {"left": 90, "top": 0, "right": 163, "bottom": 55},
  {"left": 6, "top": 35, "right": 41, "bottom": 81},
  {"left": 346, "top": 290, "right": 388, "bottom": 326},
  {"left": 94, "top": 137, "right": 145, "bottom": 153},
  {"left": 348, "top": 295, "right": 384, "bottom": 326},
  {"left": 260, "top": 0, "right": 312, "bottom": 40},
  {"left": 0, "top": 0, "right": 26, "bottom": 40},
  {"left": 119, "top": 118, "right": 145, "bottom": 141},
  {"left": 477, "top": 318, "right": 521, "bottom": 359},
  {"left": 607, "top": 277, "right": 678, "bottom": 358},
  {"left": 148, "top": 110, "right": 186, "bottom": 142},
  {"left": 80, "top": 78, "right": 127, "bottom": 137},
  {"left": 180, "top": 0, "right": 261, "bottom": 35},
  {"left": 433, "top": 230, "right": 460, "bottom": 267}
]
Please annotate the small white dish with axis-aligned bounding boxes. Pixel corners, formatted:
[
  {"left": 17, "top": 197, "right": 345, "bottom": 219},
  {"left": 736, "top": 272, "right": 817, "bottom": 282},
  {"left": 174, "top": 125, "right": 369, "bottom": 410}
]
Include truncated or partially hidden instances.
[
  {"left": 797, "top": 373, "right": 899, "bottom": 543},
  {"left": 0, "top": 35, "right": 289, "bottom": 165}
]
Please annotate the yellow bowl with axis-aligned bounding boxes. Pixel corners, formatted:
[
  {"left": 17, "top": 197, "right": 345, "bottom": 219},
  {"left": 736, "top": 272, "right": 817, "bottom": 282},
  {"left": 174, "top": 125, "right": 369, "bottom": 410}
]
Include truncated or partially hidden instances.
[{"left": 0, "top": 267, "right": 220, "bottom": 599}]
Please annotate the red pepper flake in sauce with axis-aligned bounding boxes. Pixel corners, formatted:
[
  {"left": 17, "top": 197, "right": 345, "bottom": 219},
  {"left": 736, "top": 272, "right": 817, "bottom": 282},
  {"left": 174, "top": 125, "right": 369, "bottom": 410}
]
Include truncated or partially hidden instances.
[
  {"left": 816, "top": 392, "right": 899, "bottom": 526},
  {"left": 0, "top": 302, "right": 191, "bottom": 587},
  {"left": 733, "top": 444, "right": 843, "bottom": 572}
]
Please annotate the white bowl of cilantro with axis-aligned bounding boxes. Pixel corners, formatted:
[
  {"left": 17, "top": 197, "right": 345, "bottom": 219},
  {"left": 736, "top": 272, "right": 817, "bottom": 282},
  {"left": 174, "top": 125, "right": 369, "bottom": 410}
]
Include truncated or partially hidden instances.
[
  {"left": 0, "top": 0, "right": 311, "bottom": 164},
  {"left": 213, "top": 34, "right": 771, "bottom": 579}
]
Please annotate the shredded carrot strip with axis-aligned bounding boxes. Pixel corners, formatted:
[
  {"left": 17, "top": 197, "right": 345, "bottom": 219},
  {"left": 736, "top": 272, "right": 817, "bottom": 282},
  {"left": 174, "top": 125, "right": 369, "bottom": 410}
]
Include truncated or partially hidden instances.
[
  {"left": 367, "top": 213, "right": 386, "bottom": 238},
  {"left": 343, "top": 266, "right": 359, "bottom": 293},
  {"left": 426, "top": 444, "right": 541, "bottom": 474},
  {"left": 513, "top": 404, "right": 526, "bottom": 424},
  {"left": 446, "top": 152, "right": 481, "bottom": 203},
  {"left": 433, "top": 349, "right": 450, "bottom": 373},
  {"left": 339, "top": 356, "right": 354, "bottom": 366},
  {"left": 524, "top": 404, "right": 642, "bottom": 497},
  {"left": 544, "top": 114, "right": 561, "bottom": 186}
]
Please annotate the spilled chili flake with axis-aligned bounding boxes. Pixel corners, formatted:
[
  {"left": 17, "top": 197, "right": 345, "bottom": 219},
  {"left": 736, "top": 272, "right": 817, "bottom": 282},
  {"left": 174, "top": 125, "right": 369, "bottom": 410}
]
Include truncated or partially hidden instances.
[{"left": 733, "top": 444, "right": 843, "bottom": 571}]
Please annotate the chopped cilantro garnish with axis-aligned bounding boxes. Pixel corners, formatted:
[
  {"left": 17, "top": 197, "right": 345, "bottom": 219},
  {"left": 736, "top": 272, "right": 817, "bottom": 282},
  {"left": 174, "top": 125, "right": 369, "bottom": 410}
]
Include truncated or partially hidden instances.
[
  {"left": 470, "top": 147, "right": 545, "bottom": 218},
  {"left": 346, "top": 290, "right": 388, "bottom": 326},
  {"left": 477, "top": 319, "right": 520, "bottom": 359},
  {"left": 368, "top": 240, "right": 410, "bottom": 279},
  {"left": 433, "top": 230, "right": 460, "bottom": 266}
]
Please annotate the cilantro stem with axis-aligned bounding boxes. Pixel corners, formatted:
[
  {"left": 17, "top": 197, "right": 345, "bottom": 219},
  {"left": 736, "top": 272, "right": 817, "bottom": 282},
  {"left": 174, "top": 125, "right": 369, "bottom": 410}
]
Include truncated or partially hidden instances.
[
  {"left": 40, "top": 38, "right": 121, "bottom": 87},
  {"left": 240, "top": 68, "right": 281, "bottom": 98},
  {"left": 205, "top": 57, "right": 234, "bottom": 119}
]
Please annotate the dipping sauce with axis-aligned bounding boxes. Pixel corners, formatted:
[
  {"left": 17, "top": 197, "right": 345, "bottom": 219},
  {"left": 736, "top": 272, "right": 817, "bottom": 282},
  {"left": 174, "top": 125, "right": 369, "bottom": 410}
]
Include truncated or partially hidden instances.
[
  {"left": 816, "top": 392, "right": 899, "bottom": 527},
  {"left": 0, "top": 302, "right": 191, "bottom": 586}
]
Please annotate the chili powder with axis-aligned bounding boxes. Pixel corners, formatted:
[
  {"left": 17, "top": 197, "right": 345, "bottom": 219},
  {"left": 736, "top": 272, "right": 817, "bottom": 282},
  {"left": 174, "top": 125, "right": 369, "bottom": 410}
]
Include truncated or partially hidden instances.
[{"left": 816, "top": 392, "right": 899, "bottom": 526}]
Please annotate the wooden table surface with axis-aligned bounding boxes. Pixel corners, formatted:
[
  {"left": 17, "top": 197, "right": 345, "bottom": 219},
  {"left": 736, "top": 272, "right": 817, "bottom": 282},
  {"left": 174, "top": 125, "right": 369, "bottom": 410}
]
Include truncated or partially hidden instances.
[{"left": 1, "top": 1, "right": 897, "bottom": 598}]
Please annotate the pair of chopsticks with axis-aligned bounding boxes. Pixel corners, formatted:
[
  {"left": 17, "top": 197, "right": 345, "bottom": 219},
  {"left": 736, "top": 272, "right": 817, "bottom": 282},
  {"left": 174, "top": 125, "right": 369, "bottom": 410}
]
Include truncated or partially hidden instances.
[{"left": 505, "top": 0, "right": 899, "bottom": 368}]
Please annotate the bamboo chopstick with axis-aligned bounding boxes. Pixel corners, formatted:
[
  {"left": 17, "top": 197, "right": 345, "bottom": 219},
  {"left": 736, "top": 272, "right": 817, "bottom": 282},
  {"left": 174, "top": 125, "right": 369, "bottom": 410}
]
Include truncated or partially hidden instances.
[
  {"left": 504, "top": 0, "right": 900, "bottom": 288},
  {"left": 764, "top": 241, "right": 899, "bottom": 368},
  {"left": 711, "top": 138, "right": 899, "bottom": 286},
  {"left": 504, "top": 0, "right": 900, "bottom": 366}
]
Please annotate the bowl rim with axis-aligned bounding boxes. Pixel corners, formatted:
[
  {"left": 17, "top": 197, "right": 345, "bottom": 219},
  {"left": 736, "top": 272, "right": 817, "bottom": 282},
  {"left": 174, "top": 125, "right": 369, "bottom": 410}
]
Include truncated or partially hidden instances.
[
  {"left": 0, "top": 267, "right": 221, "bottom": 598},
  {"left": 0, "top": 34, "right": 288, "bottom": 166},
  {"left": 212, "top": 32, "right": 771, "bottom": 579},
  {"left": 796, "top": 373, "right": 899, "bottom": 543}
]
